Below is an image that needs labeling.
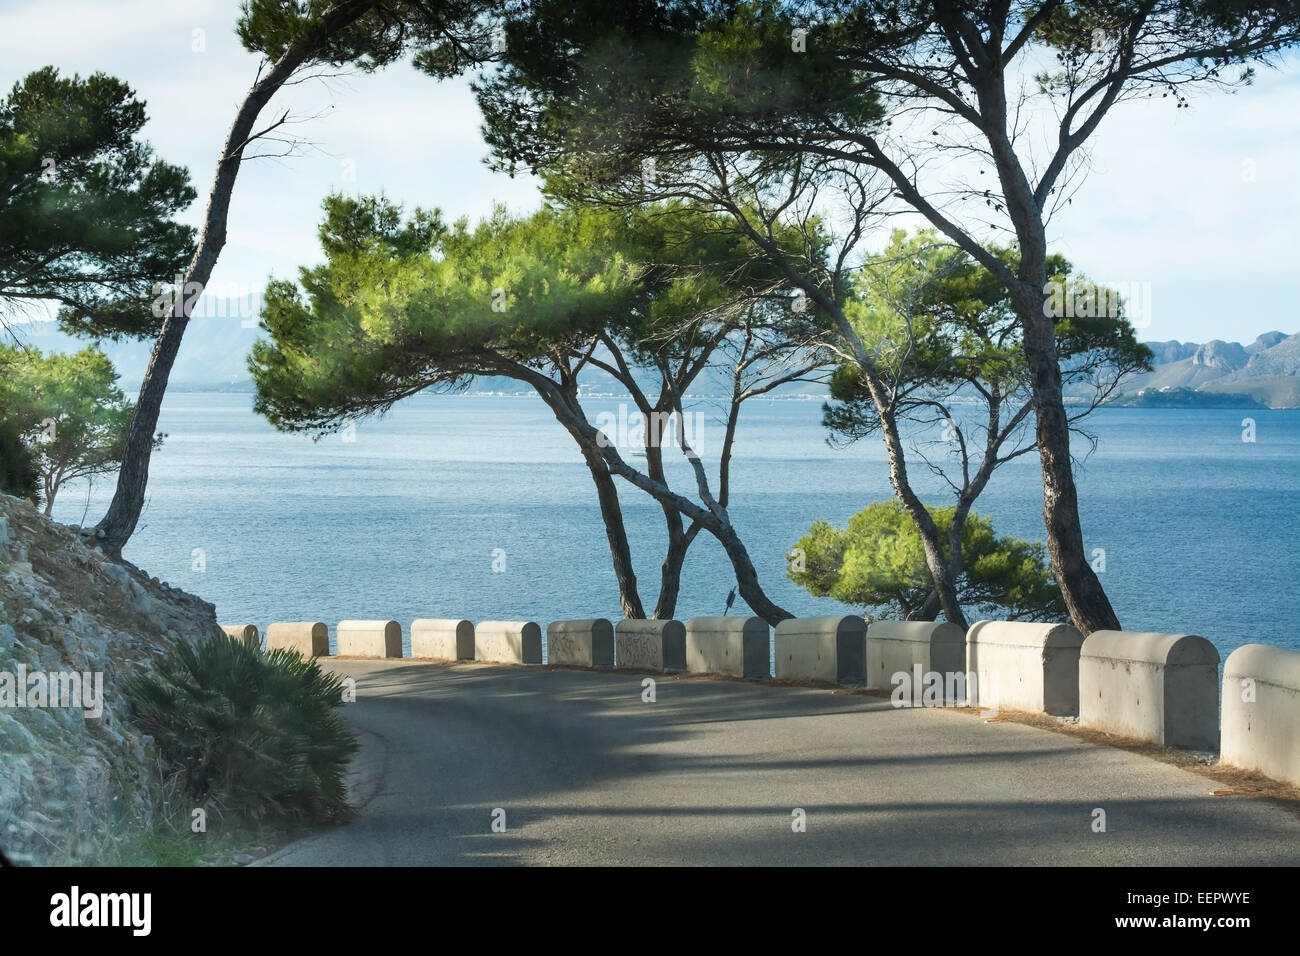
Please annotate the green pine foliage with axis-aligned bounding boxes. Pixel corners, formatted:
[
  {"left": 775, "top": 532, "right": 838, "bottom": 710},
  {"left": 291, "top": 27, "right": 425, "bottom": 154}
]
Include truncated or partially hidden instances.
[
  {"left": 0, "top": 67, "right": 195, "bottom": 339},
  {"left": 790, "top": 500, "right": 1067, "bottom": 624},
  {"left": 0, "top": 345, "right": 159, "bottom": 515}
]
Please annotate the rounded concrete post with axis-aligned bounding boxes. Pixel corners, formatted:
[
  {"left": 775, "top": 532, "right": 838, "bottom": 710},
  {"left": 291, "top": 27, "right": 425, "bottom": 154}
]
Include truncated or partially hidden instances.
[
  {"left": 266, "top": 621, "right": 329, "bottom": 657},
  {"left": 1080, "top": 631, "right": 1219, "bottom": 749},
  {"left": 546, "top": 619, "right": 614, "bottom": 667},
  {"left": 220, "top": 623, "right": 259, "bottom": 647},
  {"left": 685, "top": 616, "right": 770, "bottom": 679},
  {"left": 966, "top": 621, "right": 1083, "bottom": 716},
  {"left": 337, "top": 620, "right": 403, "bottom": 659},
  {"left": 411, "top": 619, "right": 474, "bottom": 661},
  {"left": 1221, "top": 643, "right": 1300, "bottom": 785},
  {"left": 774, "top": 616, "right": 866, "bottom": 684},
  {"left": 615, "top": 619, "right": 687, "bottom": 672},
  {"left": 476, "top": 621, "right": 542, "bottom": 664}
]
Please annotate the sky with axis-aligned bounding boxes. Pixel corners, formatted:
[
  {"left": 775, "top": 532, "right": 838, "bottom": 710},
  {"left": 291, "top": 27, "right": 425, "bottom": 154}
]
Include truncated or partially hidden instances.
[{"left": 2, "top": 0, "right": 1297, "bottom": 346}]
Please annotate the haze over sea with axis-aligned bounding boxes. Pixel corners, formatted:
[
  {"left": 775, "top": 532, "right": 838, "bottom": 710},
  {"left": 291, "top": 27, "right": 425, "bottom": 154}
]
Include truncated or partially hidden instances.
[{"left": 51, "top": 393, "right": 1299, "bottom": 660}]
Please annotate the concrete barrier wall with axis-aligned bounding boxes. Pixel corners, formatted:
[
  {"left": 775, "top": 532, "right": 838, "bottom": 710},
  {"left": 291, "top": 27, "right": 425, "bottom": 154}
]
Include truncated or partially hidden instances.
[
  {"left": 337, "top": 619, "right": 403, "bottom": 659},
  {"left": 866, "top": 621, "right": 965, "bottom": 692},
  {"left": 265, "top": 621, "right": 329, "bottom": 657},
  {"left": 547, "top": 619, "right": 614, "bottom": 668},
  {"left": 1221, "top": 644, "right": 1300, "bottom": 786},
  {"left": 685, "top": 616, "right": 769, "bottom": 679},
  {"left": 966, "top": 621, "right": 1084, "bottom": 716},
  {"left": 476, "top": 621, "right": 542, "bottom": 665},
  {"left": 615, "top": 619, "right": 686, "bottom": 672},
  {"left": 774, "top": 615, "right": 866, "bottom": 684},
  {"left": 411, "top": 619, "right": 474, "bottom": 661},
  {"left": 220, "top": 623, "right": 259, "bottom": 646},
  {"left": 1080, "top": 630, "right": 1219, "bottom": 750}
]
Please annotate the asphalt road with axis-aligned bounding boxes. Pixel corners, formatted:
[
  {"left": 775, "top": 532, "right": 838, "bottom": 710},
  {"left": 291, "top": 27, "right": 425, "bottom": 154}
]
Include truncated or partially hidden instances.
[{"left": 261, "top": 660, "right": 1300, "bottom": 866}]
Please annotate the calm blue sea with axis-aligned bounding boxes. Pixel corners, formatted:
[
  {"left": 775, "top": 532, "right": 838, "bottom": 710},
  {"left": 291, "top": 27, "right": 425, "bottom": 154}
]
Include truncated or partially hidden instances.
[{"left": 51, "top": 393, "right": 1299, "bottom": 660}]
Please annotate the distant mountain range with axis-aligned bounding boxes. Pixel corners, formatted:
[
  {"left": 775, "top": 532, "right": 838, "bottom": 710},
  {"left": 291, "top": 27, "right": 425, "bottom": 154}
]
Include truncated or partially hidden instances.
[
  {"left": 6, "top": 317, "right": 1298, "bottom": 408},
  {"left": 2, "top": 313, "right": 830, "bottom": 399},
  {"left": 1110, "top": 331, "right": 1300, "bottom": 408},
  {"left": 8, "top": 314, "right": 262, "bottom": 393}
]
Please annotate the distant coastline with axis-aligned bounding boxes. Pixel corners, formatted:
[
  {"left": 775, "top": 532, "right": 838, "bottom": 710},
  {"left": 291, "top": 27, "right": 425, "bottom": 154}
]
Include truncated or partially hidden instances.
[
  {"left": 1108, "top": 387, "right": 1268, "bottom": 409},
  {"left": 151, "top": 380, "right": 1294, "bottom": 410},
  {"left": 17, "top": 319, "right": 1300, "bottom": 409}
]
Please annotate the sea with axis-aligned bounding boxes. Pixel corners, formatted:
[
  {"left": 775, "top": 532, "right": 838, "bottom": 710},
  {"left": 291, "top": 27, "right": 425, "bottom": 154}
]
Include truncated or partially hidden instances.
[{"left": 48, "top": 392, "right": 1300, "bottom": 661}]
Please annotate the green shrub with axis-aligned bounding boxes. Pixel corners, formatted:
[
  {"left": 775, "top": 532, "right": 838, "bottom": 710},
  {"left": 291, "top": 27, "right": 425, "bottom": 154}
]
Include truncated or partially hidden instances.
[
  {"left": 129, "top": 636, "right": 358, "bottom": 824},
  {"left": 789, "top": 500, "right": 1067, "bottom": 623}
]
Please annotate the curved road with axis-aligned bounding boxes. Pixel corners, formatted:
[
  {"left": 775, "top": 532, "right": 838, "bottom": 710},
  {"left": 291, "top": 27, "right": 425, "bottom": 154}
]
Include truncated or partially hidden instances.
[{"left": 261, "top": 660, "right": 1300, "bottom": 866}]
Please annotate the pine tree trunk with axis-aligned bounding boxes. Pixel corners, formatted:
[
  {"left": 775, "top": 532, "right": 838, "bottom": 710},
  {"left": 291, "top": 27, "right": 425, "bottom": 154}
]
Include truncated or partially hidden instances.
[
  {"left": 577, "top": 442, "right": 646, "bottom": 619},
  {"left": 1016, "top": 298, "right": 1122, "bottom": 634},
  {"left": 908, "top": 589, "right": 942, "bottom": 622},
  {"left": 95, "top": 0, "right": 376, "bottom": 555},
  {"left": 644, "top": 418, "right": 692, "bottom": 621},
  {"left": 525, "top": 367, "right": 794, "bottom": 626},
  {"left": 982, "top": 97, "right": 1123, "bottom": 636},
  {"left": 862, "top": 370, "right": 968, "bottom": 629},
  {"left": 711, "top": 519, "right": 793, "bottom": 624},
  {"left": 653, "top": 521, "right": 701, "bottom": 619}
]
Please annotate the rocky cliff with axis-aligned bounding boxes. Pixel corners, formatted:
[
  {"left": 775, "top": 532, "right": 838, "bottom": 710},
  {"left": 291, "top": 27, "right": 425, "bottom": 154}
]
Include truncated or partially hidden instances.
[
  {"left": 1191, "top": 339, "right": 1249, "bottom": 371},
  {"left": 1119, "top": 331, "right": 1300, "bottom": 408},
  {"left": 0, "top": 494, "right": 222, "bottom": 865}
]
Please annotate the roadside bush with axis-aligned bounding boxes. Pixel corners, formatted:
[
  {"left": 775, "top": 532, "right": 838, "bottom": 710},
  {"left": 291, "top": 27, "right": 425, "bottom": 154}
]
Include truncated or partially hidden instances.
[{"left": 129, "top": 636, "right": 357, "bottom": 823}]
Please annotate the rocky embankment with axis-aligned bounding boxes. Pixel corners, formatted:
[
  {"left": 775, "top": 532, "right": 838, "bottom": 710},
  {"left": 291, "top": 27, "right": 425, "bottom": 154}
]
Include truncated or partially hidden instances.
[{"left": 0, "top": 494, "right": 222, "bottom": 865}]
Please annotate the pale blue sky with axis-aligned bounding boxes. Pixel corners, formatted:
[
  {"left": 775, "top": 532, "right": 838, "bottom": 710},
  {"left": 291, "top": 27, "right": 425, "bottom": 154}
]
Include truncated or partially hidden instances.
[{"left": 2, "top": 0, "right": 1297, "bottom": 345}]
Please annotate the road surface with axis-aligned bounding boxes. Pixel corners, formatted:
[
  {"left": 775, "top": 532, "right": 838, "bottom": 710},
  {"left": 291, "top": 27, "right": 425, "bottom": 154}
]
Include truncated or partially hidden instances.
[{"left": 261, "top": 660, "right": 1300, "bottom": 866}]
